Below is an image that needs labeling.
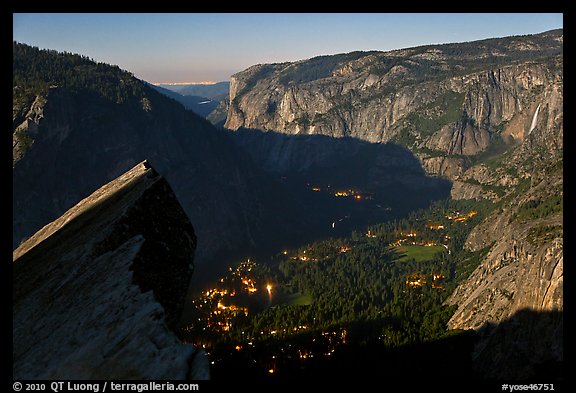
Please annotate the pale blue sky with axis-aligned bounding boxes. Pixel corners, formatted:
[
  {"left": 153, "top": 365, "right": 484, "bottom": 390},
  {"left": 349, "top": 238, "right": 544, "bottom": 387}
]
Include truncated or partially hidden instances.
[{"left": 13, "top": 13, "right": 563, "bottom": 83}]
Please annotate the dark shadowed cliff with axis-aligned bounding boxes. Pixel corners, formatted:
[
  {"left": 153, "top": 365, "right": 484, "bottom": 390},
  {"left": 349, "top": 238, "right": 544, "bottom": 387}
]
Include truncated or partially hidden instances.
[
  {"left": 13, "top": 161, "right": 209, "bottom": 379},
  {"left": 12, "top": 43, "right": 282, "bottom": 276}
]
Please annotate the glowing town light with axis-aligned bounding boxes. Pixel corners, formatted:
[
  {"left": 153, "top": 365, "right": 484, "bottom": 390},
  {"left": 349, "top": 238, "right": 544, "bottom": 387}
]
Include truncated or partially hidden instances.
[{"left": 266, "top": 284, "right": 273, "bottom": 306}]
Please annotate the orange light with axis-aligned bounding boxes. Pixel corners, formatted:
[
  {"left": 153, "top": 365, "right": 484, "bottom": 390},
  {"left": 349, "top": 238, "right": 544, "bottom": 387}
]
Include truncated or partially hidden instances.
[{"left": 268, "top": 369, "right": 274, "bottom": 374}]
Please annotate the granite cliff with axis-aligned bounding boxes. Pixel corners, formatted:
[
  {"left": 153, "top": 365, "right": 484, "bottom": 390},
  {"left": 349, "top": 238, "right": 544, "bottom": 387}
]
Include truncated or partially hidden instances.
[
  {"left": 221, "top": 29, "right": 563, "bottom": 379},
  {"left": 224, "top": 30, "right": 562, "bottom": 194},
  {"left": 444, "top": 142, "right": 563, "bottom": 379},
  {"left": 13, "top": 161, "right": 209, "bottom": 380}
]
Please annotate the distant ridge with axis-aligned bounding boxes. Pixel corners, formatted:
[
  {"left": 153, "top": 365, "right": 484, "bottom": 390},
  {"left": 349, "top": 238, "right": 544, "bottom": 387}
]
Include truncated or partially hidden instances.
[
  {"left": 153, "top": 81, "right": 219, "bottom": 85},
  {"left": 156, "top": 80, "right": 230, "bottom": 100}
]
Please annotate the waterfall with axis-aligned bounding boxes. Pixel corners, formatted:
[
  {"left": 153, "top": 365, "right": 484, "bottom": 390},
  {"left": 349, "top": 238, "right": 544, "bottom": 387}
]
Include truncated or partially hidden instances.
[{"left": 529, "top": 103, "right": 541, "bottom": 134}]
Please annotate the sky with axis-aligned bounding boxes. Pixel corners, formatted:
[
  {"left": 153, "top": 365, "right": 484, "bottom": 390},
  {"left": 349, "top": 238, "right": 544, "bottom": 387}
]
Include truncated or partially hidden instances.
[{"left": 13, "top": 13, "right": 563, "bottom": 84}]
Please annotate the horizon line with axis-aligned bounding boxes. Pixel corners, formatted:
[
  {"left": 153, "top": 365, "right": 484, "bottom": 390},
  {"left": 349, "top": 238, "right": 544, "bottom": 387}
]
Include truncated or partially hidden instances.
[{"left": 152, "top": 81, "right": 227, "bottom": 85}]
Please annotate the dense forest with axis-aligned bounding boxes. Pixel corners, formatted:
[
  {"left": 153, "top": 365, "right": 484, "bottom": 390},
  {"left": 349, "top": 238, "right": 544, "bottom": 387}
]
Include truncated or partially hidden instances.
[
  {"left": 180, "top": 197, "right": 494, "bottom": 380},
  {"left": 13, "top": 42, "right": 151, "bottom": 159},
  {"left": 13, "top": 42, "right": 145, "bottom": 102}
]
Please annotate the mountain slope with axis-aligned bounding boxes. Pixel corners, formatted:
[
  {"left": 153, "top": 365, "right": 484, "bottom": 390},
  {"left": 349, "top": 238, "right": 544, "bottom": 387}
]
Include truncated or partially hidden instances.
[{"left": 12, "top": 42, "right": 278, "bottom": 274}]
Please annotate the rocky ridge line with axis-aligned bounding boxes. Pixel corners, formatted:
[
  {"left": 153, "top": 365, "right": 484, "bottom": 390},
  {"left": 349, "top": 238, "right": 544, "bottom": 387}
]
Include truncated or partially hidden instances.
[{"left": 13, "top": 161, "right": 209, "bottom": 380}]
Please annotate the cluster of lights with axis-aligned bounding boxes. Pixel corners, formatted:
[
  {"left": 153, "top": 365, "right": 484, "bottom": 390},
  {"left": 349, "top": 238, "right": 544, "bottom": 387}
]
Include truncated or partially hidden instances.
[
  {"left": 426, "top": 223, "right": 445, "bottom": 230},
  {"left": 339, "top": 245, "right": 352, "bottom": 253},
  {"left": 406, "top": 273, "right": 445, "bottom": 288},
  {"left": 190, "top": 259, "right": 273, "bottom": 334},
  {"left": 446, "top": 210, "right": 477, "bottom": 222},
  {"left": 306, "top": 184, "right": 371, "bottom": 200},
  {"left": 365, "top": 230, "right": 377, "bottom": 238}
]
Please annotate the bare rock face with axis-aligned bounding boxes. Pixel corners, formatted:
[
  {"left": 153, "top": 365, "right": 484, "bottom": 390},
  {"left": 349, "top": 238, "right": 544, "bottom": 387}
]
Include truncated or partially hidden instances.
[
  {"left": 445, "top": 167, "right": 563, "bottom": 379},
  {"left": 225, "top": 32, "right": 561, "bottom": 152},
  {"left": 447, "top": 219, "right": 563, "bottom": 330},
  {"left": 419, "top": 155, "right": 465, "bottom": 179},
  {"left": 223, "top": 31, "right": 563, "bottom": 202},
  {"left": 12, "top": 93, "right": 47, "bottom": 166},
  {"left": 13, "top": 161, "right": 208, "bottom": 380}
]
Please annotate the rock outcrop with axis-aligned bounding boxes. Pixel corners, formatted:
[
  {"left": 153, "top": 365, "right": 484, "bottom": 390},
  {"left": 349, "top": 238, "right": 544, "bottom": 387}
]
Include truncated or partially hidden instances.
[
  {"left": 13, "top": 161, "right": 208, "bottom": 380},
  {"left": 446, "top": 217, "right": 563, "bottom": 330},
  {"left": 445, "top": 162, "right": 563, "bottom": 379}
]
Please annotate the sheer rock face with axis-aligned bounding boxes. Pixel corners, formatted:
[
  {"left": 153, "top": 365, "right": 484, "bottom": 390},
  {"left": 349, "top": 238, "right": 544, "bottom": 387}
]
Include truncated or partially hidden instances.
[
  {"left": 446, "top": 231, "right": 563, "bottom": 379},
  {"left": 446, "top": 217, "right": 563, "bottom": 330},
  {"left": 226, "top": 57, "right": 560, "bottom": 153},
  {"left": 13, "top": 161, "right": 207, "bottom": 380},
  {"left": 224, "top": 30, "right": 562, "bottom": 192},
  {"left": 445, "top": 168, "right": 563, "bottom": 379},
  {"left": 13, "top": 94, "right": 46, "bottom": 166}
]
